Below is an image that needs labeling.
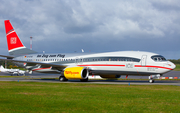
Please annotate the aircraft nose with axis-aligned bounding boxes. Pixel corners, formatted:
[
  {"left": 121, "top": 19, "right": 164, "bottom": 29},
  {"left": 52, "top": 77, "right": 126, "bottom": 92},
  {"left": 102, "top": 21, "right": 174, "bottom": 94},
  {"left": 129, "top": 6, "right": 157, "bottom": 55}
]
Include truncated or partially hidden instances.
[{"left": 169, "top": 61, "right": 176, "bottom": 70}]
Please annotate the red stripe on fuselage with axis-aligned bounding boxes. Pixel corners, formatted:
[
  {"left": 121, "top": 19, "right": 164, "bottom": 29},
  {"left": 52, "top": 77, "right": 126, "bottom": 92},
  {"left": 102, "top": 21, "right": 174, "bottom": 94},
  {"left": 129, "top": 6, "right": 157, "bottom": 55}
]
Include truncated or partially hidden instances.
[
  {"left": 32, "top": 67, "right": 51, "bottom": 71},
  {"left": 77, "top": 64, "right": 173, "bottom": 70},
  {"left": 134, "top": 65, "right": 173, "bottom": 70},
  {"left": 77, "top": 64, "right": 125, "bottom": 67}
]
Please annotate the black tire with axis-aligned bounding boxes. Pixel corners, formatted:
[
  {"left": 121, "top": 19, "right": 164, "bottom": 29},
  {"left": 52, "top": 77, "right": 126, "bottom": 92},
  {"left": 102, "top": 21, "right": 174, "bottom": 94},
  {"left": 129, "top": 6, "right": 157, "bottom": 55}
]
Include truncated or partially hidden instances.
[
  {"left": 80, "top": 78, "right": 88, "bottom": 82},
  {"left": 149, "top": 79, "right": 154, "bottom": 83},
  {"left": 59, "top": 76, "right": 68, "bottom": 82}
]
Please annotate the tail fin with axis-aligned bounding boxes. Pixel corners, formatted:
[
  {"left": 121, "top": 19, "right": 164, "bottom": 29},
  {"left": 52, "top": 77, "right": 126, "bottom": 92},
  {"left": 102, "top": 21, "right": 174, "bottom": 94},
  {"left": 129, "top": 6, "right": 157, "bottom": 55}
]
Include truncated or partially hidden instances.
[
  {"left": 0, "top": 65, "right": 5, "bottom": 71},
  {"left": 4, "top": 20, "right": 37, "bottom": 55}
]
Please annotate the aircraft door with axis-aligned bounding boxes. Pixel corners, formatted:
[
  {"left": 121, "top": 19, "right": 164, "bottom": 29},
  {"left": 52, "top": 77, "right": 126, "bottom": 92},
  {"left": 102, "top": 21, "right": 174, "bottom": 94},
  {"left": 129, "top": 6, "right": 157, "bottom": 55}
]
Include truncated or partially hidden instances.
[{"left": 141, "top": 55, "right": 147, "bottom": 66}]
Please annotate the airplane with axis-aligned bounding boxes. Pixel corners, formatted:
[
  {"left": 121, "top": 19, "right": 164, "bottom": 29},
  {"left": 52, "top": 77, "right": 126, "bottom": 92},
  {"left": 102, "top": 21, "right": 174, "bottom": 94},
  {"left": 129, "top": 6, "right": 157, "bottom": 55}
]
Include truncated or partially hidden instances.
[
  {"left": 0, "top": 65, "right": 25, "bottom": 76},
  {"left": 0, "top": 20, "right": 176, "bottom": 83}
]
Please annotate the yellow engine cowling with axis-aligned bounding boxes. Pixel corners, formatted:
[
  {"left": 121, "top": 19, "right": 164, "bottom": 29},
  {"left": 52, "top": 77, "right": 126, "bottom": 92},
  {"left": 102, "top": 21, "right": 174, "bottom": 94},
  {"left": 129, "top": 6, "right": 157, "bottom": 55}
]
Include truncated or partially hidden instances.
[
  {"left": 100, "top": 75, "right": 121, "bottom": 78},
  {"left": 64, "top": 67, "right": 89, "bottom": 79}
]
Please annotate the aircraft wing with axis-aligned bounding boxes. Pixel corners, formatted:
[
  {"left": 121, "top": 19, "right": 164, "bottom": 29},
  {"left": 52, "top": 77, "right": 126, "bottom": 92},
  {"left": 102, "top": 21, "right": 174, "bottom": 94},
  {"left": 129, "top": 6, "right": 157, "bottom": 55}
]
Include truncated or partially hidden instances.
[{"left": 0, "top": 58, "right": 68, "bottom": 71}]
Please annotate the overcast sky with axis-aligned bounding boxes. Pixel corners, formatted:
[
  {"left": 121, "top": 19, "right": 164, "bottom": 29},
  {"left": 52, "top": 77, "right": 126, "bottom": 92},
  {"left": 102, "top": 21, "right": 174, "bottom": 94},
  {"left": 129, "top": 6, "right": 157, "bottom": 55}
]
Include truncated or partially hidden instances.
[{"left": 0, "top": 0, "right": 180, "bottom": 59}]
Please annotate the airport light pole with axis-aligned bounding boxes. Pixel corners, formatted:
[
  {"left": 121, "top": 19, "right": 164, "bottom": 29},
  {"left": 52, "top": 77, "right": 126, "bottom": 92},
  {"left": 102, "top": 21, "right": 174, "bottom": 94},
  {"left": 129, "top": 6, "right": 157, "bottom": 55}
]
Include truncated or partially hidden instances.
[{"left": 30, "top": 36, "right": 32, "bottom": 50}]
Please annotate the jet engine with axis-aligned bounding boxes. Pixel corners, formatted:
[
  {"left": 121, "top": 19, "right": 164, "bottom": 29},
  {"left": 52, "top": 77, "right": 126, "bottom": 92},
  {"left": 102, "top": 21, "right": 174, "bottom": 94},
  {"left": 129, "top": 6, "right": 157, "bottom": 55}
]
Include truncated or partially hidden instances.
[{"left": 64, "top": 67, "right": 89, "bottom": 79}]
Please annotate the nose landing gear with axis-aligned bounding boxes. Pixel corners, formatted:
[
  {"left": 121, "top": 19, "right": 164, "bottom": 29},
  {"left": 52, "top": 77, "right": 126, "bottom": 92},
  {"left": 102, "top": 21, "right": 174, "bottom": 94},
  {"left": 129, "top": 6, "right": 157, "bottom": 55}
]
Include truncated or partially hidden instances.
[
  {"left": 149, "top": 78, "right": 154, "bottom": 83},
  {"left": 149, "top": 74, "right": 161, "bottom": 83}
]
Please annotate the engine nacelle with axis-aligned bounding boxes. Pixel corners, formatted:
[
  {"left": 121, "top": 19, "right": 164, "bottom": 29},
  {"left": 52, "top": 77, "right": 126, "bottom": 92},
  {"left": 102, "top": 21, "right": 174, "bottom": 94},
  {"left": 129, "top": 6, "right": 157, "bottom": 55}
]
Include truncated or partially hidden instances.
[
  {"left": 100, "top": 75, "right": 121, "bottom": 78},
  {"left": 64, "top": 67, "right": 89, "bottom": 79}
]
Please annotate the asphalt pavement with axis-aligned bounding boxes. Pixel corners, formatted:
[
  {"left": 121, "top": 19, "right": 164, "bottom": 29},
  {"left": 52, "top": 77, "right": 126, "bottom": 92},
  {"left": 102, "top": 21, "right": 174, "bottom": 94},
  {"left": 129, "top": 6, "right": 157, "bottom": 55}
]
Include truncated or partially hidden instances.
[{"left": 0, "top": 71, "right": 180, "bottom": 86}]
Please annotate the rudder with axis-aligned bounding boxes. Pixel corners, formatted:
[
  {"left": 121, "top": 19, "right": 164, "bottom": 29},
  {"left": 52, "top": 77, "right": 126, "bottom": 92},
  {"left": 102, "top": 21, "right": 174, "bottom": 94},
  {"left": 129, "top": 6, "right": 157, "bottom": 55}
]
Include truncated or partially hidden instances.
[{"left": 4, "top": 20, "right": 37, "bottom": 55}]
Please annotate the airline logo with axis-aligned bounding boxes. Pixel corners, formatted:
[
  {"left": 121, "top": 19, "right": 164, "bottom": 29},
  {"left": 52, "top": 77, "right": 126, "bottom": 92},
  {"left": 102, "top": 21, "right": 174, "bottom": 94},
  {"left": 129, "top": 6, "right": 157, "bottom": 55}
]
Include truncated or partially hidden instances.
[
  {"left": 64, "top": 67, "right": 84, "bottom": 79},
  {"left": 10, "top": 37, "right": 17, "bottom": 44},
  {"left": 65, "top": 71, "right": 79, "bottom": 75}
]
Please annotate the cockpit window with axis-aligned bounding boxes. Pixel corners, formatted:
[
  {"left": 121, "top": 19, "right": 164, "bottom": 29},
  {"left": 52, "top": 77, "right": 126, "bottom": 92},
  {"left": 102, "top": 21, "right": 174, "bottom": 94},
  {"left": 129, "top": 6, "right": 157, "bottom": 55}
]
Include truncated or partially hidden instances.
[{"left": 151, "top": 55, "right": 167, "bottom": 61}]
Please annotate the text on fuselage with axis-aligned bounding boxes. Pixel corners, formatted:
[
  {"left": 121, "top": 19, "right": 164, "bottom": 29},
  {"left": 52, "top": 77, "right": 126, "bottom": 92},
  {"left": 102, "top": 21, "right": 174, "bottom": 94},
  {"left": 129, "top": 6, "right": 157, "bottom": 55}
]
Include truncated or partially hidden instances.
[{"left": 37, "top": 54, "right": 65, "bottom": 58}]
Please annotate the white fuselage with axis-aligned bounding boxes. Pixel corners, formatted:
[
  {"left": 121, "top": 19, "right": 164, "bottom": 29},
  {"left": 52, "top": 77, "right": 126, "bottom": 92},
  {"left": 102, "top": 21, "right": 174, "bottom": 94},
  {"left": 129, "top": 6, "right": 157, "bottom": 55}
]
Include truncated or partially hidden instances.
[{"left": 14, "top": 51, "right": 176, "bottom": 76}]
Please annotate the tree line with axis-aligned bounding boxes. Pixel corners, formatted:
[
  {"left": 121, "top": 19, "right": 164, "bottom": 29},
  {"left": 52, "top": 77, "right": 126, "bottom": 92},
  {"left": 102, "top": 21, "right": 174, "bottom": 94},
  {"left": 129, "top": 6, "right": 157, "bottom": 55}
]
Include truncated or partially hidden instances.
[
  {"left": 0, "top": 60, "right": 18, "bottom": 68},
  {"left": 168, "top": 59, "right": 180, "bottom": 65}
]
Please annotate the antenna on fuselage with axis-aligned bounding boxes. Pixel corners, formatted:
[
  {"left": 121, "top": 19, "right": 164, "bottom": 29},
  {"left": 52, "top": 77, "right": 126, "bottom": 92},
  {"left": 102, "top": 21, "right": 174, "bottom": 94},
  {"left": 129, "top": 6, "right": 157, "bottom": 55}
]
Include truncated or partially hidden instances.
[{"left": 81, "top": 49, "right": 84, "bottom": 53}]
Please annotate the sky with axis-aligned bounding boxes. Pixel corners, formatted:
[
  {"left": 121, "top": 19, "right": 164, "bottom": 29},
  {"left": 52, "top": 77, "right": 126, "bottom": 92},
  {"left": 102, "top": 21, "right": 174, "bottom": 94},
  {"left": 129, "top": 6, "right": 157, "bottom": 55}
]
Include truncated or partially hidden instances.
[{"left": 0, "top": 0, "right": 180, "bottom": 59}]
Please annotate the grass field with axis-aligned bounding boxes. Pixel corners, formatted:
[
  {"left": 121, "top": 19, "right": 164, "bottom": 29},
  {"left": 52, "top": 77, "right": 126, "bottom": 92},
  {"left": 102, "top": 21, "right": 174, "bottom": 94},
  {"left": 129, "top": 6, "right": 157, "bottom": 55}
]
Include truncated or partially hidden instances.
[
  {"left": 174, "top": 64, "right": 180, "bottom": 71},
  {"left": 0, "top": 81, "right": 180, "bottom": 113}
]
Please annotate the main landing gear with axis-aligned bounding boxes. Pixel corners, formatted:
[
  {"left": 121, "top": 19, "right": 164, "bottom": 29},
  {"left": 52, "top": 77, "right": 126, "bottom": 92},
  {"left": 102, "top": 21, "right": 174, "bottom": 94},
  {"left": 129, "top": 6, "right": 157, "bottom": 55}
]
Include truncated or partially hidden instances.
[
  {"left": 149, "top": 74, "right": 161, "bottom": 83},
  {"left": 149, "top": 78, "right": 154, "bottom": 83},
  {"left": 80, "top": 77, "right": 88, "bottom": 82},
  {"left": 59, "top": 76, "right": 89, "bottom": 82},
  {"left": 59, "top": 76, "right": 68, "bottom": 82}
]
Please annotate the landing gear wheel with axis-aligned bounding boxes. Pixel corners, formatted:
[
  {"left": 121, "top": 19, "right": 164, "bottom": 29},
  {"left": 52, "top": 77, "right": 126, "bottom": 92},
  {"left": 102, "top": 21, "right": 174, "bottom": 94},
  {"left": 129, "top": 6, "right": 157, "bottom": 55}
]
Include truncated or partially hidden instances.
[
  {"left": 149, "top": 79, "right": 154, "bottom": 83},
  {"left": 59, "top": 76, "right": 68, "bottom": 82},
  {"left": 80, "top": 78, "right": 88, "bottom": 82}
]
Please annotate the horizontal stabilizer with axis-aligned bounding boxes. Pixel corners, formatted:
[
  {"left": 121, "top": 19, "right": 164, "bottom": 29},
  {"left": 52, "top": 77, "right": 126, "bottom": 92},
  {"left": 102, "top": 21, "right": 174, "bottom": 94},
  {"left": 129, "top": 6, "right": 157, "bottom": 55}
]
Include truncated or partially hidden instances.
[{"left": 0, "top": 55, "right": 14, "bottom": 59}]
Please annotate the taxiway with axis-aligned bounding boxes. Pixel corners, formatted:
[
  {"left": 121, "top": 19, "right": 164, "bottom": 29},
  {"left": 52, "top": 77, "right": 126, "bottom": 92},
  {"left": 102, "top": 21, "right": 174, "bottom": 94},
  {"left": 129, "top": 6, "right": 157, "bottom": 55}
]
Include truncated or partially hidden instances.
[{"left": 0, "top": 71, "right": 180, "bottom": 86}]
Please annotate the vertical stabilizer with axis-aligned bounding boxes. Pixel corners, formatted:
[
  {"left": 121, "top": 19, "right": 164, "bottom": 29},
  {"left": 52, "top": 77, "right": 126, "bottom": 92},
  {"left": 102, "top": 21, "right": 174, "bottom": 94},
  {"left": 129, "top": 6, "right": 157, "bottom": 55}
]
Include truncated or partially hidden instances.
[
  {"left": 4, "top": 20, "right": 37, "bottom": 55},
  {"left": 0, "top": 65, "right": 5, "bottom": 71}
]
